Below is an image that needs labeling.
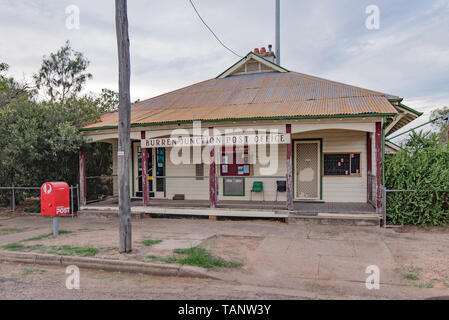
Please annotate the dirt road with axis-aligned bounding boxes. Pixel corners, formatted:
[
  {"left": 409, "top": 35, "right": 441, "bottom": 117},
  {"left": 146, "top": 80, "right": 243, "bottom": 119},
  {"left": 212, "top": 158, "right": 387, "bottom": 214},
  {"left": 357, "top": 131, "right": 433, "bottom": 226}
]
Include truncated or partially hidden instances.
[{"left": 0, "top": 214, "right": 448, "bottom": 299}]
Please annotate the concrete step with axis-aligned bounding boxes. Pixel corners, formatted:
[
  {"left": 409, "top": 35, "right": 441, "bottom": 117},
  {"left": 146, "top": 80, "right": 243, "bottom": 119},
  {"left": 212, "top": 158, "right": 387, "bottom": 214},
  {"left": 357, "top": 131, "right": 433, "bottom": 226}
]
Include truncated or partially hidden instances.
[
  {"left": 77, "top": 210, "right": 147, "bottom": 219},
  {"left": 288, "top": 212, "right": 381, "bottom": 226}
]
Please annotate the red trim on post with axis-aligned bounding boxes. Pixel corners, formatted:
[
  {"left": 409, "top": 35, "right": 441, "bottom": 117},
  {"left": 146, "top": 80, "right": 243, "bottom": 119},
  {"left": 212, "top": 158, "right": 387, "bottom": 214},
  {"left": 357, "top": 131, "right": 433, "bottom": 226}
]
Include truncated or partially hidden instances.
[
  {"left": 209, "top": 127, "right": 217, "bottom": 209},
  {"left": 375, "top": 122, "right": 382, "bottom": 212},
  {"left": 141, "top": 131, "right": 149, "bottom": 207},
  {"left": 286, "top": 124, "right": 294, "bottom": 211},
  {"left": 367, "top": 132, "right": 372, "bottom": 201},
  {"left": 79, "top": 148, "right": 87, "bottom": 206}
]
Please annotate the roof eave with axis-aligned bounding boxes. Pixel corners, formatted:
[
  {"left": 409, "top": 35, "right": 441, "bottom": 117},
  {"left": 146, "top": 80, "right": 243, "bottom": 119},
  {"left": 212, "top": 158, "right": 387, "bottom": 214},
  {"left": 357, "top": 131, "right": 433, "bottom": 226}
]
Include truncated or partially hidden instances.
[{"left": 81, "top": 112, "right": 396, "bottom": 132}]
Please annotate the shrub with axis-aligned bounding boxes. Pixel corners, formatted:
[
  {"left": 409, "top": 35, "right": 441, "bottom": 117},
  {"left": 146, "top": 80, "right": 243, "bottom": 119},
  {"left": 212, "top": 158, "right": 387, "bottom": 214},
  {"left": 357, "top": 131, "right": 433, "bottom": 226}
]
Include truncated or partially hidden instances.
[{"left": 385, "top": 132, "right": 449, "bottom": 226}]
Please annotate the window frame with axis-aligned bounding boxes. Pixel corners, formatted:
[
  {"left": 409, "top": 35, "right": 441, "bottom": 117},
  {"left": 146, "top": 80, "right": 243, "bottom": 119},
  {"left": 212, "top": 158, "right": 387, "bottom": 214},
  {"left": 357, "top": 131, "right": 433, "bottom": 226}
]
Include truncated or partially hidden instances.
[{"left": 322, "top": 152, "right": 362, "bottom": 177}]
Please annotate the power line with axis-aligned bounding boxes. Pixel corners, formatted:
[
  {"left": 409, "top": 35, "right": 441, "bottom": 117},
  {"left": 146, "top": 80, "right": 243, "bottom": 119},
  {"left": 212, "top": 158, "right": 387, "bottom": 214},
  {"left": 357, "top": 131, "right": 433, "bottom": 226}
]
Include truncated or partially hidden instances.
[{"left": 188, "top": 0, "right": 243, "bottom": 58}]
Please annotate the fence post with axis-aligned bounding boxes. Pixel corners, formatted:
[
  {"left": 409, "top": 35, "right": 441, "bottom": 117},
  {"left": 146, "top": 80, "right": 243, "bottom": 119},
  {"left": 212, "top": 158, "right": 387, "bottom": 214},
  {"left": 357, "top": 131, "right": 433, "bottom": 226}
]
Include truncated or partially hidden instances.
[
  {"left": 382, "top": 186, "right": 387, "bottom": 227},
  {"left": 11, "top": 185, "right": 15, "bottom": 212},
  {"left": 76, "top": 184, "right": 80, "bottom": 212},
  {"left": 70, "top": 185, "right": 74, "bottom": 218}
]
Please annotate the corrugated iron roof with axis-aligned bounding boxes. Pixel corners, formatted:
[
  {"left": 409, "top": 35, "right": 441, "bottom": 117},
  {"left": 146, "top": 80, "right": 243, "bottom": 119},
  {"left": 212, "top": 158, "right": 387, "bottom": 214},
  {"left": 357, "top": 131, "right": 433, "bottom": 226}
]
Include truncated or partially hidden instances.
[{"left": 84, "top": 71, "right": 400, "bottom": 129}]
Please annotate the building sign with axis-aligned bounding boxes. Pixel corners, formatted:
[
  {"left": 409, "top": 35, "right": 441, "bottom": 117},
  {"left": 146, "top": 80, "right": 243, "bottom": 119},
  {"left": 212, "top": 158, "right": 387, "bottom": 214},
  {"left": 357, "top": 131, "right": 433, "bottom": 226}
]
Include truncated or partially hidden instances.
[{"left": 141, "top": 133, "right": 291, "bottom": 148}]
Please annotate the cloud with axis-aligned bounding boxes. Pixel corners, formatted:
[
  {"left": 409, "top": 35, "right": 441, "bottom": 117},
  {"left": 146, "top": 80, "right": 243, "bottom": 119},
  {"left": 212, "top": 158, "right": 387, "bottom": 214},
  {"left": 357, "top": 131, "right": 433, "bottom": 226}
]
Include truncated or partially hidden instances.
[{"left": 1, "top": 0, "right": 448, "bottom": 119}]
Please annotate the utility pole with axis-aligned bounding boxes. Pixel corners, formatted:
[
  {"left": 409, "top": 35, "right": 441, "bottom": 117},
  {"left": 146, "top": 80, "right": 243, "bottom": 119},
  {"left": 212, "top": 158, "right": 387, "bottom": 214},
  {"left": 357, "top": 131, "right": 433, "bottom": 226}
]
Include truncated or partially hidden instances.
[
  {"left": 275, "top": 0, "right": 280, "bottom": 65},
  {"left": 115, "top": 0, "right": 132, "bottom": 253}
]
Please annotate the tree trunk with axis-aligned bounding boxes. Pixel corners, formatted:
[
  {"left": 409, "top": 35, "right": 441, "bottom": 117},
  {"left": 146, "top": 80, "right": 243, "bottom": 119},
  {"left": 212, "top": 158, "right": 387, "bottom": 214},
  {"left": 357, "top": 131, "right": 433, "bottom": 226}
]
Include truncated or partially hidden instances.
[{"left": 115, "top": 0, "right": 132, "bottom": 253}]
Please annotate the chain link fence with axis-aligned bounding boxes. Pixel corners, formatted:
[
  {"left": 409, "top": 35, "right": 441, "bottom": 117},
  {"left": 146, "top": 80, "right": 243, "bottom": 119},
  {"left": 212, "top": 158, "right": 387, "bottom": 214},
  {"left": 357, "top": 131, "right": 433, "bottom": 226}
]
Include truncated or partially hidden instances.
[
  {"left": 86, "top": 175, "right": 116, "bottom": 203},
  {"left": 0, "top": 185, "right": 79, "bottom": 216}
]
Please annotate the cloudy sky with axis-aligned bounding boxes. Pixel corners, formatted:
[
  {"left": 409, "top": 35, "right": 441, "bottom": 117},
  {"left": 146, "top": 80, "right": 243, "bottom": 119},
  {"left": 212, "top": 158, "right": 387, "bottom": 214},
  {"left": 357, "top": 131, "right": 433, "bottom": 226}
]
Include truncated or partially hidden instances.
[{"left": 1, "top": 0, "right": 448, "bottom": 138}]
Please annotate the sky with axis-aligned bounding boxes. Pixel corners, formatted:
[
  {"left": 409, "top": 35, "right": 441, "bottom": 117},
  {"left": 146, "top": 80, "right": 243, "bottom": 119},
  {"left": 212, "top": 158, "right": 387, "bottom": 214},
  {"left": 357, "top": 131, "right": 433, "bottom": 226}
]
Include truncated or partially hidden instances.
[{"left": 1, "top": 0, "right": 448, "bottom": 140}]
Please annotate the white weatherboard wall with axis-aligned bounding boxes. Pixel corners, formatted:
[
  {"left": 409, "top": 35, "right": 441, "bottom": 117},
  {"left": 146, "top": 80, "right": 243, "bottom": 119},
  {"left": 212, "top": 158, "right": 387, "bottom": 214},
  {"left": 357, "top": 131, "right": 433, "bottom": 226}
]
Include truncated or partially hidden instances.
[
  {"left": 163, "top": 145, "right": 287, "bottom": 202},
  {"left": 128, "top": 127, "right": 369, "bottom": 203},
  {"left": 293, "top": 129, "right": 367, "bottom": 203},
  {"left": 217, "top": 144, "right": 287, "bottom": 202},
  {"left": 164, "top": 149, "right": 210, "bottom": 200}
]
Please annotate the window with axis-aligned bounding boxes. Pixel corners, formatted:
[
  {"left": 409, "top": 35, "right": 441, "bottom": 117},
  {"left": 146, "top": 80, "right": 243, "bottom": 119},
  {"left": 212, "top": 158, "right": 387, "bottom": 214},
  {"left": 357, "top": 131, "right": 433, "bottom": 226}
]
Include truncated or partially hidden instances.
[
  {"left": 220, "top": 146, "right": 251, "bottom": 177},
  {"left": 323, "top": 153, "right": 361, "bottom": 176},
  {"left": 195, "top": 164, "right": 204, "bottom": 181},
  {"left": 220, "top": 146, "right": 250, "bottom": 197},
  {"left": 156, "top": 148, "right": 165, "bottom": 191}
]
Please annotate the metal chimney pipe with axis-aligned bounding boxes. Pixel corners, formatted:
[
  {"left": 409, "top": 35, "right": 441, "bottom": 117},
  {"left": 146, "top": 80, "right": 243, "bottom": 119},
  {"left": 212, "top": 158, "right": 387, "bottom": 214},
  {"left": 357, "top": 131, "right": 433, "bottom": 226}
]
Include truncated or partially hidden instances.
[{"left": 275, "top": 0, "right": 280, "bottom": 65}]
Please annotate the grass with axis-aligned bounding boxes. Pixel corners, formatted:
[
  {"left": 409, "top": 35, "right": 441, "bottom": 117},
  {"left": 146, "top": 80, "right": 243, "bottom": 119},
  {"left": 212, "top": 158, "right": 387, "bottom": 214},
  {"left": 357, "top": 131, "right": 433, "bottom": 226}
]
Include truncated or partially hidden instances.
[
  {"left": 2, "top": 242, "right": 44, "bottom": 252},
  {"left": 45, "top": 245, "right": 99, "bottom": 256},
  {"left": 22, "top": 230, "right": 72, "bottom": 242},
  {"left": 22, "top": 268, "right": 46, "bottom": 277},
  {"left": 414, "top": 282, "right": 434, "bottom": 289},
  {"left": 136, "top": 277, "right": 149, "bottom": 283},
  {"left": 147, "top": 247, "right": 243, "bottom": 269},
  {"left": 402, "top": 273, "right": 420, "bottom": 281},
  {"left": 402, "top": 265, "right": 422, "bottom": 281},
  {"left": 88, "top": 273, "right": 123, "bottom": 281},
  {"left": 2, "top": 242, "right": 98, "bottom": 256},
  {"left": 140, "top": 239, "right": 163, "bottom": 247},
  {"left": 0, "top": 227, "right": 25, "bottom": 235}
]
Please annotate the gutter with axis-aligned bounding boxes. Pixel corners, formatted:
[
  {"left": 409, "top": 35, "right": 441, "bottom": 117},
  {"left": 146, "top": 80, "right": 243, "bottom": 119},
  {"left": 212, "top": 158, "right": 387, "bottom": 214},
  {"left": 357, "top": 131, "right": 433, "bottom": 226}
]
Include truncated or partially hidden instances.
[{"left": 80, "top": 113, "right": 396, "bottom": 132}]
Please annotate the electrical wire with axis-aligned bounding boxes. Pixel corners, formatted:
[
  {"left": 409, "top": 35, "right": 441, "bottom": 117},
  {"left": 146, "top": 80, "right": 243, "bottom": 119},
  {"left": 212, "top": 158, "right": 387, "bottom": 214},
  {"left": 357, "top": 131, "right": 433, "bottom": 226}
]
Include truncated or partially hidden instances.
[{"left": 188, "top": 0, "right": 243, "bottom": 58}]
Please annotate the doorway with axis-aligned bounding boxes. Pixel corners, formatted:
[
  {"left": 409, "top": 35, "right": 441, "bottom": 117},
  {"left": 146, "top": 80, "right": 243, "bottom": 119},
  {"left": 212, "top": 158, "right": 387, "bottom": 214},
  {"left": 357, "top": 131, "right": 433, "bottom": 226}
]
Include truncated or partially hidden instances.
[
  {"left": 294, "top": 140, "right": 321, "bottom": 200},
  {"left": 136, "top": 145, "right": 154, "bottom": 197}
]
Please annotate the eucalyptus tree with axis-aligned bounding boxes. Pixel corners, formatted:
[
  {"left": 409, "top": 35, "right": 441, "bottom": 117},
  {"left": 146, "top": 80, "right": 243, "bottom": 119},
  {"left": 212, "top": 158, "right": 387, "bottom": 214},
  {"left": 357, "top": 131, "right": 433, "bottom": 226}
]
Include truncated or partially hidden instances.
[{"left": 34, "top": 41, "right": 92, "bottom": 104}]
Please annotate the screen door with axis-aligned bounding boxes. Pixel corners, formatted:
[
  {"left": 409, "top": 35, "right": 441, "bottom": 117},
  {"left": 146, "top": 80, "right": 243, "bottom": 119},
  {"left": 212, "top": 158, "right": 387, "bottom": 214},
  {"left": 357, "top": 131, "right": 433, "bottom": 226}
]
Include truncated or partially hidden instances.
[{"left": 295, "top": 141, "right": 320, "bottom": 200}]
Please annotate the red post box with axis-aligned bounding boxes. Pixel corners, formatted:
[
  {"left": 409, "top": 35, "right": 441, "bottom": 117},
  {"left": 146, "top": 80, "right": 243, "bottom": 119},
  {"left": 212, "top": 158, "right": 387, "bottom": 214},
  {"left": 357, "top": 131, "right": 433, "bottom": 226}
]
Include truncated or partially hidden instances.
[{"left": 41, "top": 182, "right": 70, "bottom": 216}]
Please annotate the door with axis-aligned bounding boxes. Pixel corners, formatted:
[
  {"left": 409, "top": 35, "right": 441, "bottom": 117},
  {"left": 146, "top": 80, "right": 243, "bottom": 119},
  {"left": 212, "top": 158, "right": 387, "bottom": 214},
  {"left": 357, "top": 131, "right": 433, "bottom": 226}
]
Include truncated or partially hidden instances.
[
  {"left": 294, "top": 141, "right": 321, "bottom": 200},
  {"left": 137, "top": 145, "right": 154, "bottom": 197}
]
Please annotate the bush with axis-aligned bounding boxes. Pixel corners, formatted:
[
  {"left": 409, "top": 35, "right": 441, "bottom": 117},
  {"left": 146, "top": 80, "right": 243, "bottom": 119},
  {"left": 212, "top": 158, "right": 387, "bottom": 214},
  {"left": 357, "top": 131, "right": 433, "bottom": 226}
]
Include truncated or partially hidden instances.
[{"left": 385, "top": 132, "right": 449, "bottom": 226}]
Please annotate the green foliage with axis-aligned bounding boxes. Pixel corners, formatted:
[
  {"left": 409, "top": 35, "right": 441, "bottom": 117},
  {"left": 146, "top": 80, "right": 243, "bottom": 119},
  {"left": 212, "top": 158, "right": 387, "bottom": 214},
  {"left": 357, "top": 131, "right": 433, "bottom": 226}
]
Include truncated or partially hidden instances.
[
  {"left": 140, "top": 239, "right": 163, "bottom": 247},
  {"left": 22, "top": 268, "right": 46, "bottom": 277},
  {"left": 0, "top": 227, "right": 25, "bottom": 235},
  {"left": 22, "top": 230, "right": 72, "bottom": 242},
  {"left": 2, "top": 242, "right": 99, "bottom": 256},
  {"left": 0, "top": 42, "right": 117, "bottom": 206},
  {"left": 385, "top": 131, "right": 449, "bottom": 226},
  {"left": 148, "top": 247, "right": 243, "bottom": 269},
  {"left": 430, "top": 107, "right": 449, "bottom": 145},
  {"left": 33, "top": 40, "right": 93, "bottom": 103},
  {"left": 0, "top": 62, "right": 31, "bottom": 108}
]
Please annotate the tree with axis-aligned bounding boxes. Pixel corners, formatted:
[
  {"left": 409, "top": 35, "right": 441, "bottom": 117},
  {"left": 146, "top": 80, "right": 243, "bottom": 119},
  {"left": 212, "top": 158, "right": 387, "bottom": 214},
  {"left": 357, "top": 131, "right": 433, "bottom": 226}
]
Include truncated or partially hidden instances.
[
  {"left": 1, "top": 48, "right": 117, "bottom": 207},
  {"left": 115, "top": 0, "right": 132, "bottom": 253},
  {"left": 97, "top": 88, "right": 119, "bottom": 113},
  {"left": 34, "top": 41, "right": 93, "bottom": 103},
  {"left": 0, "top": 62, "right": 31, "bottom": 108},
  {"left": 430, "top": 107, "right": 449, "bottom": 146}
]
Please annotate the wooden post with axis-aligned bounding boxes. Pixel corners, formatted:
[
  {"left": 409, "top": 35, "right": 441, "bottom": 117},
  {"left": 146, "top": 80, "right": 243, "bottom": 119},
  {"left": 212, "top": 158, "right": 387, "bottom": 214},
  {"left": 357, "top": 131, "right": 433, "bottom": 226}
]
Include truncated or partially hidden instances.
[
  {"left": 209, "top": 127, "right": 217, "bottom": 209},
  {"left": 366, "top": 132, "right": 372, "bottom": 202},
  {"left": 115, "top": 0, "right": 132, "bottom": 253},
  {"left": 141, "top": 131, "right": 149, "bottom": 207},
  {"left": 375, "top": 122, "right": 383, "bottom": 213},
  {"left": 286, "top": 124, "right": 294, "bottom": 211},
  {"left": 79, "top": 148, "right": 87, "bottom": 207}
]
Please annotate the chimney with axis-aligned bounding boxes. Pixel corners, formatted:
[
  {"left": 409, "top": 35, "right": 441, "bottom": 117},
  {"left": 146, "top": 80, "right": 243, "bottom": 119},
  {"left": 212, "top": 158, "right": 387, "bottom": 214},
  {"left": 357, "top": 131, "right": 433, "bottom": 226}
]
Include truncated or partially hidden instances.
[{"left": 254, "top": 45, "right": 276, "bottom": 63}]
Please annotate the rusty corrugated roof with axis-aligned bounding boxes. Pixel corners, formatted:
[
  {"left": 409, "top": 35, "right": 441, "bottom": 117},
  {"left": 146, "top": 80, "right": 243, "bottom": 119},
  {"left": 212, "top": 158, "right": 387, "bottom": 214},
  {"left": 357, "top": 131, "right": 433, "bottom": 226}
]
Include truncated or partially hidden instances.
[{"left": 83, "top": 71, "right": 399, "bottom": 129}]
